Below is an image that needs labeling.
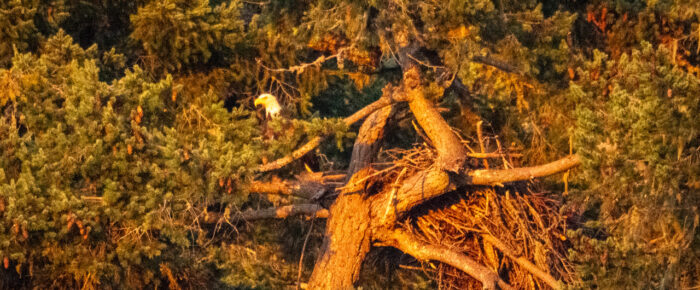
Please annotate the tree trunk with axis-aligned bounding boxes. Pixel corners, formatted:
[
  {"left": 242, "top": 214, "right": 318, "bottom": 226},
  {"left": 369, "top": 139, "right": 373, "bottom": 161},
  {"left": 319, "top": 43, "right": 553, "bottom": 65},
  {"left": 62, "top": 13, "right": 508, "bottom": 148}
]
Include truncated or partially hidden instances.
[{"left": 307, "top": 105, "right": 393, "bottom": 289}]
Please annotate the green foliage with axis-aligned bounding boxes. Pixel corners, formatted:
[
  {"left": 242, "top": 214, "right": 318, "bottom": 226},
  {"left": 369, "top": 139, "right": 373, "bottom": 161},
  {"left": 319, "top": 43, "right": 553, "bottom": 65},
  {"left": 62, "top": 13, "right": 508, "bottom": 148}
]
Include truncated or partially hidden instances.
[
  {"left": 0, "top": 0, "right": 39, "bottom": 67},
  {"left": 0, "top": 32, "right": 265, "bottom": 288},
  {"left": 569, "top": 43, "right": 700, "bottom": 288},
  {"left": 130, "top": 0, "right": 243, "bottom": 72},
  {"left": 2, "top": 0, "right": 700, "bottom": 288}
]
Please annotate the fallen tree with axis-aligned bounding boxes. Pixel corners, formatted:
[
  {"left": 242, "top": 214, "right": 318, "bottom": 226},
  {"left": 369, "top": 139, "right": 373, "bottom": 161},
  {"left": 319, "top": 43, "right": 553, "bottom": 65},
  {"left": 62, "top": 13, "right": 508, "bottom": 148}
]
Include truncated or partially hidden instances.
[{"left": 221, "top": 63, "right": 581, "bottom": 289}]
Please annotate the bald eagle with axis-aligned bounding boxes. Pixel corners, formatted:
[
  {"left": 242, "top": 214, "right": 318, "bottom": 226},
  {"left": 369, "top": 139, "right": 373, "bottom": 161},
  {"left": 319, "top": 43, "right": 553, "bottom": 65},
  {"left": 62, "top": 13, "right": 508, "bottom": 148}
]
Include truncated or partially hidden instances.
[
  {"left": 253, "top": 93, "right": 321, "bottom": 171},
  {"left": 254, "top": 93, "right": 285, "bottom": 144},
  {"left": 254, "top": 93, "right": 282, "bottom": 118}
]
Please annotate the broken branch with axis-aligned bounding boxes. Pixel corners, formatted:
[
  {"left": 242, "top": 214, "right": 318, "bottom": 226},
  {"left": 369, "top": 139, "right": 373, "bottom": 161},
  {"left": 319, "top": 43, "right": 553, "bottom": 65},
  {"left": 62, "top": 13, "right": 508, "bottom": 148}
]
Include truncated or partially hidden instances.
[{"left": 249, "top": 170, "right": 343, "bottom": 199}]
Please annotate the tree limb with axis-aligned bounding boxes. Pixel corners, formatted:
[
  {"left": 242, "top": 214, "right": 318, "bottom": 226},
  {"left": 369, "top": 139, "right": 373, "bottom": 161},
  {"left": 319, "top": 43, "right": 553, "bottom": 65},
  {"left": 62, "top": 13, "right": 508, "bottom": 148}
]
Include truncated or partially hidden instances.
[
  {"left": 468, "top": 152, "right": 522, "bottom": 158},
  {"left": 371, "top": 168, "right": 453, "bottom": 223},
  {"left": 370, "top": 155, "right": 580, "bottom": 222},
  {"left": 216, "top": 204, "right": 329, "bottom": 222},
  {"left": 258, "top": 91, "right": 402, "bottom": 172},
  {"left": 308, "top": 105, "right": 395, "bottom": 289},
  {"left": 378, "top": 228, "right": 514, "bottom": 290},
  {"left": 248, "top": 171, "right": 339, "bottom": 199},
  {"left": 472, "top": 55, "right": 522, "bottom": 75},
  {"left": 469, "top": 154, "right": 580, "bottom": 185},
  {"left": 202, "top": 204, "right": 327, "bottom": 224},
  {"left": 403, "top": 67, "right": 468, "bottom": 173},
  {"left": 249, "top": 178, "right": 307, "bottom": 198}
]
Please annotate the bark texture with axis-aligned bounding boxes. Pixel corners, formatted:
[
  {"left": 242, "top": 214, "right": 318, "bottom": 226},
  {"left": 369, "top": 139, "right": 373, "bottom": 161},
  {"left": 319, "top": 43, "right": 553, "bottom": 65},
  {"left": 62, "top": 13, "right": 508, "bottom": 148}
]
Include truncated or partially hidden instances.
[
  {"left": 307, "top": 105, "right": 394, "bottom": 289},
  {"left": 403, "top": 67, "right": 468, "bottom": 173},
  {"left": 469, "top": 154, "right": 580, "bottom": 185},
  {"left": 253, "top": 66, "right": 582, "bottom": 288}
]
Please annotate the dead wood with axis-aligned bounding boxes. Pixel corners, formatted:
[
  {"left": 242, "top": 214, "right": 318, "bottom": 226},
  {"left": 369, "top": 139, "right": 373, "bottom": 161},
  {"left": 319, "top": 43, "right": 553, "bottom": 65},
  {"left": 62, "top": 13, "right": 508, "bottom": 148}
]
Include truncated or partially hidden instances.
[
  {"left": 403, "top": 67, "right": 468, "bottom": 173},
  {"left": 482, "top": 234, "right": 562, "bottom": 289},
  {"left": 248, "top": 171, "right": 342, "bottom": 199},
  {"left": 250, "top": 62, "right": 581, "bottom": 289},
  {"left": 377, "top": 228, "right": 514, "bottom": 290},
  {"left": 308, "top": 105, "right": 395, "bottom": 289},
  {"left": 469, "top": 154, "right": 580, "bottom": 185},
  {"left": 239, "top": 204, "right": 329, "bottom": 220},
  {"left": 402, "top": 187, "right": 577, "bottom": 289},
  {"left": 203, "top": 204, "right": 328, "bottom": 223},
  {"left": 370, "top": 168, "right": 453, "bottom": 223}
]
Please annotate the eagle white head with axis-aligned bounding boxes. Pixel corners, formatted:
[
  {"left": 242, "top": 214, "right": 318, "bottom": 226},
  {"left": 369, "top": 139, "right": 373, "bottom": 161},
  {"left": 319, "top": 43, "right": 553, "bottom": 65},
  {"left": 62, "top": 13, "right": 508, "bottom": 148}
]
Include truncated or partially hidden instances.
[{"left": 254, "top": 93, "right": 281, "bottom": 118}]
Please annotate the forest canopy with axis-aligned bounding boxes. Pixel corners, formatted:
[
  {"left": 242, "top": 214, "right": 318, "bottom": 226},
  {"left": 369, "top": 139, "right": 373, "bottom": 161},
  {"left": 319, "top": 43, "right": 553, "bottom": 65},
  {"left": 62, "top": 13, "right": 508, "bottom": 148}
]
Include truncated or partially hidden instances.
[{"left": 0, "top": 0, "right": 699, "bottom": 289}]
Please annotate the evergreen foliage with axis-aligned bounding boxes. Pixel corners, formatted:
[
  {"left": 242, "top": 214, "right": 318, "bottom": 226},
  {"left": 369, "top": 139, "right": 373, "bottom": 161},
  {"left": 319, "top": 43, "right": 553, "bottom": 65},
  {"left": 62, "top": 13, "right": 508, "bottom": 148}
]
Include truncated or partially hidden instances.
[
  {"left": 130, "top": 0, "right": 243, "bottom": 72},
  {"left": 0, "top": 0, "right": 699, "bottom": 288},
  {"left": 0, "top": 0, "right": 40, "bottom": 67},
  {"left": 569, "top": 43, "right": 700, "bottom": 288}
]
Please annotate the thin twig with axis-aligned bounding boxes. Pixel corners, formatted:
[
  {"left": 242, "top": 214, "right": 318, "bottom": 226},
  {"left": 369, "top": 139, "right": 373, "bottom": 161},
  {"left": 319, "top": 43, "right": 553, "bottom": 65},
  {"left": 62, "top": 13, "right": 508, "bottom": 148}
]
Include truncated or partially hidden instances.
[
  {"left": 476, "top": 121, "right": 489, "bottom": 169},
  {"left": 296, "top": 213, "right": 317, "bottom": 290}
]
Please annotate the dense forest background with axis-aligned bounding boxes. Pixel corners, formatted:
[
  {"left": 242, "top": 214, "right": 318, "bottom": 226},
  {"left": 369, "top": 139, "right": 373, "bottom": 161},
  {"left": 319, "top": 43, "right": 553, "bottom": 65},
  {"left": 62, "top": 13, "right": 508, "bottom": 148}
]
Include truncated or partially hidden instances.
[{"left": 0, "top": 0, "right": 699, "bottom": 289}]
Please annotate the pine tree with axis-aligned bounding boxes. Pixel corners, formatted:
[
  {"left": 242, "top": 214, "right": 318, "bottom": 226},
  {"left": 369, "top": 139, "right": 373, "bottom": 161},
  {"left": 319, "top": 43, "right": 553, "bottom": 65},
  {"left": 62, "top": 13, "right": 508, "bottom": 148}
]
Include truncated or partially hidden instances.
[{"left": 1, "top": 0, "right": 699, "bottom": 289}]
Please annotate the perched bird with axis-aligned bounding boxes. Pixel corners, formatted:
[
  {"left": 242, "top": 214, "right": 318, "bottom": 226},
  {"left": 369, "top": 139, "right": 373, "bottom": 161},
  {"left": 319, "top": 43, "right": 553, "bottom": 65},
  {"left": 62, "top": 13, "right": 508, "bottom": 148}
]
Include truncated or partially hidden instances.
[
  {"left": 254, "top": 93, "right": 284, "bottom": 145},
  {"left": 254, "top": 93, "right": 281, "bottom": 118},
  {"left": 253, "top": 93, "right": 321, "bottom": 171}
]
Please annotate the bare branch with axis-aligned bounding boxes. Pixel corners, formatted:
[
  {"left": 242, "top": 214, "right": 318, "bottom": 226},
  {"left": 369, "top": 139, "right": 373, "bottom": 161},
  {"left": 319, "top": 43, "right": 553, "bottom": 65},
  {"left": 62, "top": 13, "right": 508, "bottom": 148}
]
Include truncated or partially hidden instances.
[
  {"left": 346, "top": 105, "right": 396, "bottom": 179},
  {"left": 371, "top": 155, "right": 581, "bottom": 221},
  {"left": 482, "top": 234, "right": 562, "bottom": 289},
  {"left": 403, "top": 67, "right": 468, "bottom": 173},
  {"left": 258, "top": 138, "right": 325, "bottom": 173},
  {"left": 469, "top": 154, "right": 580, "bottom": 185},
  {"left": 249, "top": 171, "right": 335, "bottom": 199},
  {"left": 468, "top": 152, "right": 522, "bottom": 159},
  {"left": 257, "top": 49, "right": 344, "bottom": 75},
  {"left": 471, "top": 55, "right": 522, "bottom": 75},
  {"left": 378, "top": 229, "right": 514, "bottom": 290},
  {"left": 249, "top": 178, "right": 302, "bottom": 197},
  {"left": 205, "top": 204, "right": 329, "bottom": 222}
]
